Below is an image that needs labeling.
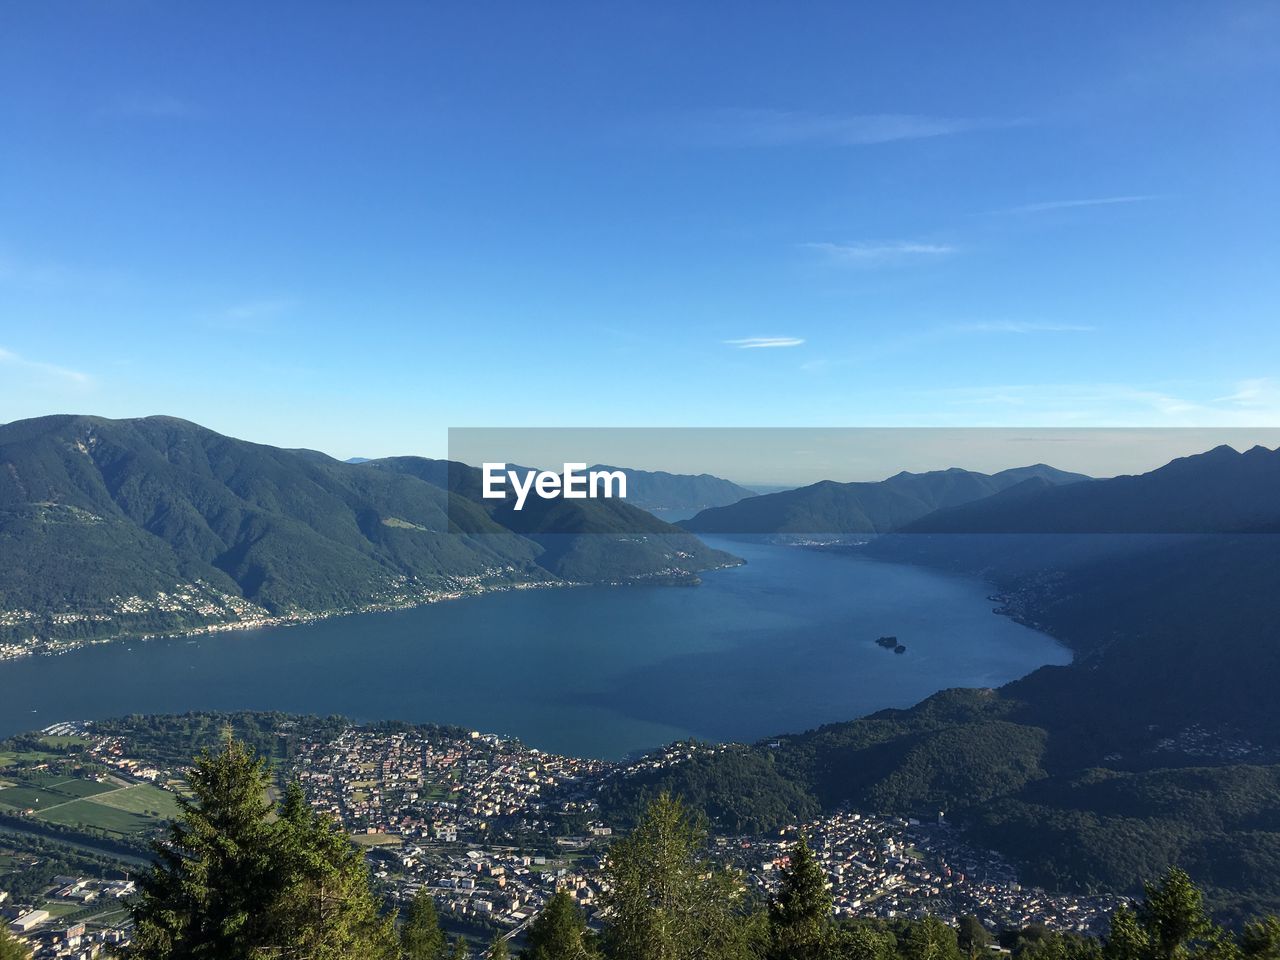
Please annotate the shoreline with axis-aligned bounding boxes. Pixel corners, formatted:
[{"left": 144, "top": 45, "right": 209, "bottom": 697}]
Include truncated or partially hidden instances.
[
  {"left": 0, "top": 578, "right": 570, "bottom": 665},
  {"left": 0, "top": 558, "right": 744, "bottom": 666},
  {"left": 0, "top": 548, "right": 1065, "bottom": 759}
]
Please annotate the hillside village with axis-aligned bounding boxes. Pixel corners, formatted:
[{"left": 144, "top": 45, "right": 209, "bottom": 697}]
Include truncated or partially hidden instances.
[{"left": 2, "top": 719, "right": 1128, "bottom": 957}]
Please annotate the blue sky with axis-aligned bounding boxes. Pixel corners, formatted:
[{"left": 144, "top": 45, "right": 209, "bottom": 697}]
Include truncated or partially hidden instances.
[{"left": 1, "top": 1, "right": 1278, "bottom": 460}]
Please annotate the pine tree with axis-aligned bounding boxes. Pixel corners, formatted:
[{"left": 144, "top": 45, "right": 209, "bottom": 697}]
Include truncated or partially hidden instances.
[
  {"left": 601, "top": 793, "right": 756, "bottom": 960},
  {"left": 121, "top": 734, "right": 279, "bottom": 960},
  {"left": 1242, "top": 918, "right": 1280, "bottom": 960},
  {"left": 267, "top": 784, "right": 398, "bottom": 959},
  {"left": 525, "top": 890, "right": 597, "bottom": 960},
  {"left": 1104, "top": 869, "right": 1238, "bottom": 960},
  {"left": 448, "top": 936, "right": 470, "bottom": 960},
  {"left": 768, "top": 836, "right": 838, "bottom": 960},
  {"left": 958, "top": 916, "right": 992, "bottom": 960},
  {"left": 1106, "top": 906, "right": 1153, "bottom": 960},
  {"left": 1008, "top": 927, "right": 1102, "bottom": 960},
  {"left": 0, "top": 929, "right": 31, "bottom": 960},
  {"left": 1196, "top": 929, "right": 1244, "bottom": 960},
  {"left": 120, "top": 734, "right": 396, "bottom": 959},
  {"left": 843, "top": 922, "right": 897, "bottom": 960},
  {"left": 487, "top": 934, "right": 511, "bottom": 959},
  {"left": 904, "top": 916, "right": 963, "bottom": 960},
  {"left": 1140, "top": 869, "right": 1212, "bottom": 960},
  {"left": 402, "top": 888, "right": 447, "bottom": 960}
]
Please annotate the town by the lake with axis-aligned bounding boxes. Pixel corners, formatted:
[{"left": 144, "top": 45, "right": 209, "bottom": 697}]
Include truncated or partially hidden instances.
[{"left": 1, "top": 718, "right": 1126, "bottom": 958}]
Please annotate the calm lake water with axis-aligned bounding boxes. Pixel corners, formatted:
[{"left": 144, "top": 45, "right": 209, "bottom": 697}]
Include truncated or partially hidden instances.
[{"left": 0, "top": 539, "right": 1069, "bottom": 758}]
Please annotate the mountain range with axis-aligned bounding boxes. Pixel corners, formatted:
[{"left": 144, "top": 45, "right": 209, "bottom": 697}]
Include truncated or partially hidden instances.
[
  {"left": 609, "top": 442, "right": 1280, "bottom": 919},
  {"left": 679, "top": 463, "right": 1089, "bottom": 534},
  {"left": 584, "top": 464, "right": 756, "bottom": 517},
  {"left": 9, "top": 414, "right": 1280, "bottom": 915},
  {"left": 0, "top": 415, "right": 736, "bottom": 649},
  {"left": 899, "top": 444, "right": 1280, "bottom": 535},
  {"left": 346, "top": 459, "right": 757, "bottom": 518}
]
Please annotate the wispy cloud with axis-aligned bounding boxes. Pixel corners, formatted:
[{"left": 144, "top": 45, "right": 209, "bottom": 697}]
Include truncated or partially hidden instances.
[
  {"left": 0, "top": 346, "right": 92, "bottom": 385},
  {"left": 927, "top": 378, "right": 1280, "bottom": 426},
  {"left": 674, "top": 110, "right": 1025, "bottom": 148},
  {"left": 804, "top": 241, "right": 955, "bottom": 267},
  {"left": 725, "top": 337, "right": 806, "bottom": 349},
  {"left": 997, "top": 195, "right": 1156, "bottom": 215},
  {"left": 971, "top": 385, "right": 1198, "bottom": 418},
  {"left": 1214, "top": 378, "right": 1280, "bottom": 410}
]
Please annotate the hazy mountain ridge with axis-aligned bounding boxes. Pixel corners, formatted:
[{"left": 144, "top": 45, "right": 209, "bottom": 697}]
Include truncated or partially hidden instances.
[
  {"left": 360, "top": 455, "right": 741, "bottom": 581},
  {"left": 899, "top": 444, "right": 1280, "bottom": 535},
  {"left": 585, "top": 464, "right": 756, "bottom": 515},
  {"left": 679, "top": 463, "right": 1090, "bottom": 534}
]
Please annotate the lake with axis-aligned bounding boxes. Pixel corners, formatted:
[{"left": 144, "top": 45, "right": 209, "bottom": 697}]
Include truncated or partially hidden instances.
[{"left": 0, "top": 538, "right": 1069, "bottom": 758}]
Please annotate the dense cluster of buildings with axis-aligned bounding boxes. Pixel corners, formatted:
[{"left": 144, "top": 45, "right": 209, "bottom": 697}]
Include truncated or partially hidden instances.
[
  {"left": 729, "top": 811, "right": 1124, "bottom": 934},
  {"left": 286, "top": 726, "right": 1126, "bottom": 937},
  {"left": 3, "top": 881, "right": 134, "bottom": 959},
  {"left": 290, "top": 727, "right": 610, "bottom": 931},
  {"left": 2, "top": 720, "right": 1128, "bottom": 956}
]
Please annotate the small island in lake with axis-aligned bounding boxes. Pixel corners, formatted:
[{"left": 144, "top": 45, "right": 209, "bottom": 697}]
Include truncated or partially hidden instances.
[{"left": 875, "top": 635, "right": 907, "bottom": 655}]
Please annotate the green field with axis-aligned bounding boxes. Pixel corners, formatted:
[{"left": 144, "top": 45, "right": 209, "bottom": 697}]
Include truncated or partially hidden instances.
[
  {"left": 6, "top": 770, "right": 111, "bottom": 791},
  {"left": 43, "top": 900, "right": 87, "bottom": 918},
  {"left": 38, "top": 735, "right": 91, "bottom": 750},
  {"left": 0, "top": 772, "right": 180, "bottom": 837},
  {"left": 351, "top": 832, "right": 403, "bottom": 848},
  {"left": 89, "top": 783, "right": 182, "bottom": 820},
  {"left": 37, "top": 797, "right": 155, "bottom": 835},
  {"left": 0, "top": 784, "right": 62, "bottom": 810},
  {"left": 0, "top": 749, "right": 61, "bottom": 765},
  {"left": 0, "top": 776, "right": 115, "bottom": 811}
]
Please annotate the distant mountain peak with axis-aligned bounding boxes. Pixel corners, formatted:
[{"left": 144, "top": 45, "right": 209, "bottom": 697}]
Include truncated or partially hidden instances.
[
  {"left": 681, "top": 462, "right": 1088, "bottom": 535},
  {"left": 901, "top": 441, "right": 1280, "bottom": 535}
]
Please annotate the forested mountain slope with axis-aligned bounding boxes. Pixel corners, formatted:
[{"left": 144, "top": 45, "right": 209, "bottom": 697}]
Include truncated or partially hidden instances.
[{"left": 0, "top": 415, "right": 735, "bottom": 648}]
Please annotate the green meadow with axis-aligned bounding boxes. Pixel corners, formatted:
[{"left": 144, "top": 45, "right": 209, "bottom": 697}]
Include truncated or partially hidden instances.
[{"left": 0, "top": 773, "right": 179, "bottom": 838}]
